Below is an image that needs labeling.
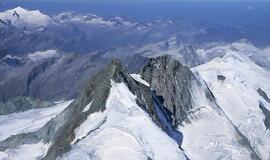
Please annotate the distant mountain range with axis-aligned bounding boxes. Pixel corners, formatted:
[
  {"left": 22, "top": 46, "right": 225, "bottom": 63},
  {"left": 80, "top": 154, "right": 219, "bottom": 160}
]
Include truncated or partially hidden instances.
[{"left": 0, "top": 7, "right": 269, "bottom": 160}]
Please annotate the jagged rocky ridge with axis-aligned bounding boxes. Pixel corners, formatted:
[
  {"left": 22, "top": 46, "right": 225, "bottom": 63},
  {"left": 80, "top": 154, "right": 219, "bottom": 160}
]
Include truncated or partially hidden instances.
[
  {"left": 0, "top": 52, "right": 148, "bottom": 103},
  {"left": 0, "top": 58, "right": 185, "bottom": 160},
  {"left": 0, "top": 55, "right": 269, "bottom": 160}
]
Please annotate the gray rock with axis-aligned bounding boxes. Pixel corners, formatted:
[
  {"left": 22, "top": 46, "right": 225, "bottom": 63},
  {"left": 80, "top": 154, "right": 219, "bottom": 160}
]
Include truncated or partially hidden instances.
[
  {"left": 259, "top": 102, "right": 270, "bottom": 131},
  {"left": 0, "top": 58, "right": 182, "bottom": 159},
  {"left": 257, "top": 88, "right": 270, "bottom": 103},
  {"left": 0, "top": 96, "right": 52, "bottom": 115},
  {"left": 141, "top": 55, "right": 198, "bottom": 126},
  {"left": 0, "top": 53, "right": 110, "bottom": 102}
]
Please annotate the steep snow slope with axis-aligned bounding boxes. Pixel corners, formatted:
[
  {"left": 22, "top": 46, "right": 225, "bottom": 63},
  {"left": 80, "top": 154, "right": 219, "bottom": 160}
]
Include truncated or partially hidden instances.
[
  {"left": 0, "top": 7, "right": 51, "bottom": 27},
  {"left": 194, "top": 51, "right": 270, "bottom": 159},
  {"left": 0, "top": 101, "right": 72, "bottom": 160},
  {"left": 0, "top": 100, "right": 72, "bottom": 142},
  {"left": 60, "top": 80, "right": 186, "bottom": 160},
  {"left": 178, "top": 76, "right": 255, "bottom": 160}
]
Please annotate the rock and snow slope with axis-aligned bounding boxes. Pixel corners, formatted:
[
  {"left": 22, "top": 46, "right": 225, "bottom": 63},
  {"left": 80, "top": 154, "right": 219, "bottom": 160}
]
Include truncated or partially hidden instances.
[
  {"left": 60, "top": 80, "right": 185, "bottom": 160},
  {"left": 0, "top": 59, "right": 186, "bottom": 160},
  {"left": 0, "top": 101, "right": 72, "bottom": 159},
  {"left": 141, "top": 56, "right": 262, "bottom": 160},
  {"left": 194, "top": 51, "right": 270, "bottom": 159},
  {"left": 0, "top": 54, "right": 269, "bottom": 160}
]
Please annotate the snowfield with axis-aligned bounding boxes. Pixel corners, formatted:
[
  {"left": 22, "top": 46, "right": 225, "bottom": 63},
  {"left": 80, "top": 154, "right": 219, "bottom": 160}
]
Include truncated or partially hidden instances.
[
  {"left": 194, "top": 51, "right": 270, "bottom": 160},
  {"left": 0, "top": 141, "right": 50, "bottom": 160},
  {"left": 0, "top": 101, "right": 73, "bottom": 160},
  {"left": 0, "top": 100, "right": 72, "bottom": 142},
  {"left": 178, "top": 75, "right": 253, "bottom": 160},
  {"left": 60, "top": 80, "right": 186, "bottom": 160}
]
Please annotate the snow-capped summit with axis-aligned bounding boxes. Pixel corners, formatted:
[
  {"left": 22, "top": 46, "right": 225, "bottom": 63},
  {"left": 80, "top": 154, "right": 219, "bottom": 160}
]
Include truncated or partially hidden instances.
[
  {"left": 0, "top": 7, "right": 51, "bottom": 27},
  {"left": 53, "top": 11, "right": 114, "bottom": 25},
  {"left": 194, "top": 51, "right": 270, "bottom": 160},
  {"left": 0, "top": 58, "right": 187, "bottom": 160}
]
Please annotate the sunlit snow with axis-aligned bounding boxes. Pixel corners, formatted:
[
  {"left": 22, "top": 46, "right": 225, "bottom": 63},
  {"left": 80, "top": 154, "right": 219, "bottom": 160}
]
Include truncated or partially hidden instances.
[{"left": 61, "top": 80, "right": 186, "bottom": 160}]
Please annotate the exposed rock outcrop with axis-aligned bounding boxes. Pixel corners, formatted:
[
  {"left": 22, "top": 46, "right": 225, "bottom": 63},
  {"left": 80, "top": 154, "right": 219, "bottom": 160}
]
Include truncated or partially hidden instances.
[
  {"left": 141, "top": 56, "right": 198, "bottom": 126},
  {"left": 0, "top": 96, "right": 52, "bottom": 115},
  {"left": 0, "top": 58, "right": 182, "bottom": 159}
]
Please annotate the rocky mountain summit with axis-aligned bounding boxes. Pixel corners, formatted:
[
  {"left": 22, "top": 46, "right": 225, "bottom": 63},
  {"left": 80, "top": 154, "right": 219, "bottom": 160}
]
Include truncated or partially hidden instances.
[
  {"left": 0, "top": 57, "right": 187, "bottom": 160},
  {"left": 1, "top": 55, "right": 269, "bottom": 160}
]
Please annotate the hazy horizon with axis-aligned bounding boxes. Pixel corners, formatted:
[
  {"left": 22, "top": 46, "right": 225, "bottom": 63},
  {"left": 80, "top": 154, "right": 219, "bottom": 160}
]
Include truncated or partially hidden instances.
[{"left": 1, "top": 1, "right": 270, "bottom": 27}]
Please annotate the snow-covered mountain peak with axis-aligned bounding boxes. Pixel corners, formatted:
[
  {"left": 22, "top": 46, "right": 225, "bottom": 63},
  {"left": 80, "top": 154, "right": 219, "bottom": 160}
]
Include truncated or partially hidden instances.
[
  {"left": 0, "top": 58, "right": 187, "bottom": 159},
  {"left": 53, "top": 11, "right": 114, "bottom": 25},
  {"left": 194, "top": 50, "right": 270, "bottom": 159},
  {"left": 0, "top": 6, "right": 51, "bottom": 27}
]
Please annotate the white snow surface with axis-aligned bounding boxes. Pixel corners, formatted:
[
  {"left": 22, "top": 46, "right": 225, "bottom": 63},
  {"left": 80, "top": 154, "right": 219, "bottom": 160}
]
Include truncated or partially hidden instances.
[
  {"left": 61, "top": 80, "right": 186, "bottom": 160},
  {"left": 194, "top": 51, "right": 270, "bottom": 159},
  {"left": 82, "top": 101, "right": 93, "bottom": 113},
  {"left": 0, "top": 100, "right": 73, "bottom": 142},
  {"left": 27, "top": 50, "right": 60, "bottom": 61},
  {"left": 0, "top": 141, "right": 50, "bottom": 160},
  {"left": 0, "top": 7, "right": 51, "bottom": 27},
  {"left": 130, "top": 74, "right": 150, "bottom": 87},
  {"left": 197, "top": 40, "right": 270, "bottom": 69},
  {"left": 178, "top": 76, "right": 253, "bottom": 160}
]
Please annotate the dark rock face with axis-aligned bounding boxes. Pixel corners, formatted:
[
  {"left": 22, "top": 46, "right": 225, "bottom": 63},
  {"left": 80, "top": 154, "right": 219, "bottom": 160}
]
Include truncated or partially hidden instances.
[
  {"left": 0, "top": 58, "right": 179, "bottom": 159},
  {"left": 0, "top": 53, "right": 110, "bottom": 102},
  {"left": 217, "top": 74, "right": 226, "bottom": 81},
  {"left": 0, "top": 52, "right": 150, "bottom": 103},
  {"left": 0, "top": 96, "right": 52, "bottom": 115},
  {"left": 0, "top": 58, "right": 57, "bottom": 102},
  {"left": 259, "top": 102, "right": 270, "bottom": 130},
  {"left": 257, "top": 88, "right": 270, "bottom": 103},
  {"left": 126, "top": 55, "right": 149, "bottom": 73},
  {"left": 141, "top": 56, "right": 198, "bottom": 126}
]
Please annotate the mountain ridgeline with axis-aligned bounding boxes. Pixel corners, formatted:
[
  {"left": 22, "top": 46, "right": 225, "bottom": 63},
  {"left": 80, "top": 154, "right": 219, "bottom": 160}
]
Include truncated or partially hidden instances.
[
  {"left": 0, "top": 55, "right": 269, "bottom": 159},
  {"left": 1, "top": 7, "right": 270, "bottom": 160},
  {"left": 0, "top": 56, "right": 190, "bottom": 159}
]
